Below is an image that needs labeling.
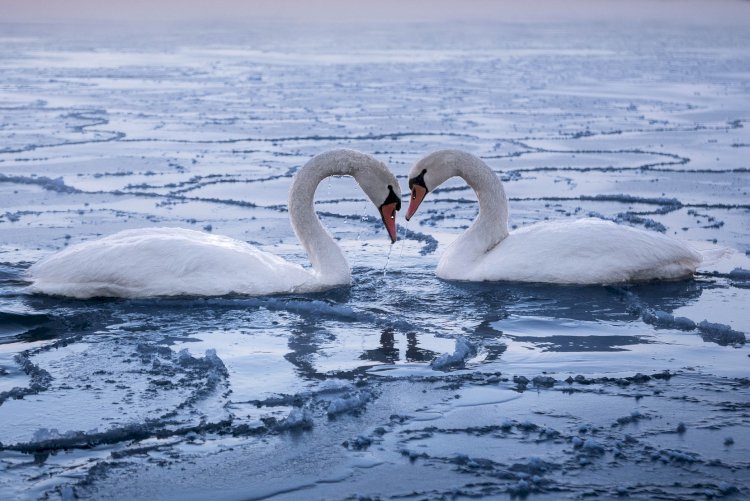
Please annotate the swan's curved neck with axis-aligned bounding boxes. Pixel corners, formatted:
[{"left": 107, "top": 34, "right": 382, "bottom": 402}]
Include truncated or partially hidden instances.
[
  {"left": 443, "top": 156, "right": 509, "bottom": 264},
  {"left": 287, "top": 155, "right": 361, "bottom": 286}
]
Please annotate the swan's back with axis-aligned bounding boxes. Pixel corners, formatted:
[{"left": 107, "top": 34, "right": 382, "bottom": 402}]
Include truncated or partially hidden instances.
[
  {"left": 28, "top": 228, "right": 313, "bottom": 298},
  {"left": 449, "top": 218, "right": 701, "bottom": 284}
]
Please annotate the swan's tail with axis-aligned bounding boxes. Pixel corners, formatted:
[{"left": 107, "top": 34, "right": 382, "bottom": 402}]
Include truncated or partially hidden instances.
[{"left": 690, "top": 241, "right": 750, "bottom": 275}]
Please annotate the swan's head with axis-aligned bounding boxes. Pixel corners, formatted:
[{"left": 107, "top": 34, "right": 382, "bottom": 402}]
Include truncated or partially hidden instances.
[
  {"left": 405, "top": 150, "right": 462, "bottom": 220},
  {"left": 353, "top": 157, "right": 402, "bottom": 244}
]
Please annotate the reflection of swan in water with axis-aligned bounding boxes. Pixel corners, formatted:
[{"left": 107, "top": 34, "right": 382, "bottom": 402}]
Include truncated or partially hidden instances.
[
  {"left": 450, "top": 277, "right": 711, "bottom": 352},
  {"left": 360, "top": 329, "right": 438, "bottom": 364},
  {"left": 448, "top": 278, "right": 704, "bottom": 325},
  {"left": 27, "top": 150, "right": 402, "bottom": 299},
  {"left": 406, "top": 150, "right": 702, "bottom": 284}
]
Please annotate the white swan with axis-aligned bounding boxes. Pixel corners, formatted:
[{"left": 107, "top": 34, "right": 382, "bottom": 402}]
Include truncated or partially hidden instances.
[
  {"left": 28, "top": 150, "right": 402, "bottom": 298},
  {"left": 405, "top": 150, "right": 701, "bottom": 284}
]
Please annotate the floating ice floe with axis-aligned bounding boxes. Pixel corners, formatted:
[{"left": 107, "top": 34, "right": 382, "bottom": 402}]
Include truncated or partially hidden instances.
[
  {"left": 430, "top": 336, "right": 478, "bottom": 371},
  {"left": 624, "top": 291, "right": 746, "bottom": 345},
  {"left": 278, "top": 408, "right": 313, "bottom": 431},
  {"left": 729, "top": 267, "right": 750, "bottom": 279},
  {"left": 316, "top": 379, "right": 354, "bottom": 394},
  {"left": 327, "top": 390, "right": 373, "bottom": 416},
  {"left": 642, "top": 309, "right": 696, "bottom": 330},
  {"left": 697, "top": 321, "right": 746, "bottom": 345},
  {"left": 0, "top": 173, "right": 79, "bottom": 194}
]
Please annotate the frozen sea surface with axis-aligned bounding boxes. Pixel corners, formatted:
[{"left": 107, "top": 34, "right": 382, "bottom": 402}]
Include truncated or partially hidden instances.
[{"left": 1, "top": 20, "right": 749, "bottom": 500}]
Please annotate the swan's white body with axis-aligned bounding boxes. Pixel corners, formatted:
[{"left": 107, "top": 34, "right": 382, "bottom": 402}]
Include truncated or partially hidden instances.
[
  {"left": 408, "top": 150, "right": 701, "bottom": 285},
  {"left": 27, "top": 228, "right": 314, "bottom": 298},
  {"left": 439, "top": 218, "right": 701, "bottom": 284},
  {"left": 28, "top": 150, "right": 401, "bottom": 298}
]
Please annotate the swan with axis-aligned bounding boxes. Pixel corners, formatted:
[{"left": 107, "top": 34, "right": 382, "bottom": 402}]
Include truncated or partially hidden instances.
[
  {"left": 404, "top": 150, "right": 701, "bottom": 284},
  {"left": 27, "top": 149, "right": 402, "bottom": 298}
]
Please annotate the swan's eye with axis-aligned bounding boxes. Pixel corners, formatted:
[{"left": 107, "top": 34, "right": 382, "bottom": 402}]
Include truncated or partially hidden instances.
[{"left": 411, "top": 189, "right": 416, "bottom": 200}]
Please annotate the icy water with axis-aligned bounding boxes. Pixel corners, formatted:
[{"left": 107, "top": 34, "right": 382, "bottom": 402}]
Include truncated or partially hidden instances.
[{"left": 1, "top": 20, "right": 750, "bottom": 500}]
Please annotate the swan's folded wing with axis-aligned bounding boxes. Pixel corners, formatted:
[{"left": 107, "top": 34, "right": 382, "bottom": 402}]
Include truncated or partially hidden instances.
[
  {"left": 465, "top": 219, "right": 701, "bottom": 284},
  {"left": 28, "top": 227, "right": 314, "bottom": 298}
]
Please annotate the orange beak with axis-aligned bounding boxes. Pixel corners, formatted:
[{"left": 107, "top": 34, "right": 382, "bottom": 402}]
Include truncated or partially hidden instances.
[
  {"left": 405, "top": 185, "right": 428, "bottom": 221},
  {"left": 379, "top": 202, "right": 399, "bottom": 243}
]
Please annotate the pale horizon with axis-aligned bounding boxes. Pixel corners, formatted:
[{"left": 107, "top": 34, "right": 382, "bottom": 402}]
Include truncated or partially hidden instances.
[{"left": 1, "top": 0, "right": 749, "bottom": 26}]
